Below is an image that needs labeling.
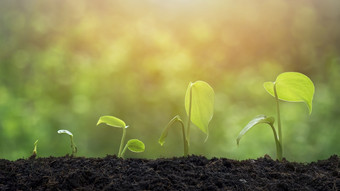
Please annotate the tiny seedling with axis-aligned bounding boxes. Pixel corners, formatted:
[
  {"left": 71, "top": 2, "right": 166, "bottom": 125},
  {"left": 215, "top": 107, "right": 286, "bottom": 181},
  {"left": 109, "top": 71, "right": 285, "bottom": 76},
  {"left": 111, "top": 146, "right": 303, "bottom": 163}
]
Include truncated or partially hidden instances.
[
  {"left": 159, "top": 80, "right": 214, "bottom": 156},
  {"left": 237, "top": 72, "right": 315, "bottom": 161},
  {"left": 57, "top": 129, "right": 77, "bottom": 156},
  {"left": 32, "top": 139, "right": 38, "bottom": 156},
  {"left": 29, "top": 139, "right": 39, "bottom": 159},
  {"left": 97, "top": 116, "right": 145, "bottom": 158}
]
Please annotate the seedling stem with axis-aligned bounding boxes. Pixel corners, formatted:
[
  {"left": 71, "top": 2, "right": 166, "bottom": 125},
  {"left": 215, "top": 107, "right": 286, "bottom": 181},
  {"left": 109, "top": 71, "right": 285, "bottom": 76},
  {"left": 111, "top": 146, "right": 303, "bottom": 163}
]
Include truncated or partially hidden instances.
[
  {"left": 186, "top": 83, "right": 193, "bottom": 143},
  {"left": 118, "top": 126, "right": 127, "bottom": 157},
  {"left": 274, "top": 83, "right": 282, "bottom": 149}
]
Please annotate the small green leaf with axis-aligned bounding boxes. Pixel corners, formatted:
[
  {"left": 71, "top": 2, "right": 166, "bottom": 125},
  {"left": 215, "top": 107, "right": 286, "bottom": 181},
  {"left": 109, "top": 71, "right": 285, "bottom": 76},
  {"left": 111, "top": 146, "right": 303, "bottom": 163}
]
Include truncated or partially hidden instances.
[
  {"left": 57, "top": 129, "right": 73, "bottom": 137},
  {"left": 185, "top": 81, "right": 214, "bottom": 135},
  {"left": 97, "top": 116, "right": 127, "bottom": 128},
  {"left": 126, "top": 139, "right": 145, "bottom": 153},
  {"left": 159, "top": 115, "right": 183, "bottom": 146},
  {"left": 263, "top": 72, "right": 315, "bottom": 114},
  {"left": 237, "top": 115, "right": 275, "bottom": 146}
]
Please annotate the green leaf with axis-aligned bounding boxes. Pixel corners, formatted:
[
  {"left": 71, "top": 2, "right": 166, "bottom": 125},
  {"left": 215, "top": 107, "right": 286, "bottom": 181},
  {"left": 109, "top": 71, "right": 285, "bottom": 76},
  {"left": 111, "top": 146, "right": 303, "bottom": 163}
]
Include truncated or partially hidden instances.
[
  {"left": 126, "top": 139, "right": 145, "bottom": 153},
  {"left": 57, "top": 129, "right": 73, "bottom": 137},
  {"left": 263, "top": 72, "right": 315, "bottom": 114},
  {"left": 185, "top": 81, "right": 214, "bottom": 134},
  {"left": 159, "top": 115, "right": 183, "bottom": 146},
  {"left": 97, "top": 116, "right": 127, "bottom": 128},
  {"left": 237, "top": 115, "right": 275, "bottom": 146}
]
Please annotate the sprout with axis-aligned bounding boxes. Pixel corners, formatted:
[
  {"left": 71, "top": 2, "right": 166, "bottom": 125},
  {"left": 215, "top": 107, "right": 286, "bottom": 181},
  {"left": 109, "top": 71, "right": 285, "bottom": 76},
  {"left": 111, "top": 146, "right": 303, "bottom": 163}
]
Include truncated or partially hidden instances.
[
  {"left": 32, "top": 139, "right": 38, "bottom": 156},
  {"left": 159, "top": 80, "right": 215, "bottom": 156},
  {"left": 57, "top": 129, "right": 77, "bottom": 156},
  {"left": 97, "top": 116, "right": 145, "bottom": 158},
  {"left": 237, "top": 72, "right": 315, "bottom": 161}
]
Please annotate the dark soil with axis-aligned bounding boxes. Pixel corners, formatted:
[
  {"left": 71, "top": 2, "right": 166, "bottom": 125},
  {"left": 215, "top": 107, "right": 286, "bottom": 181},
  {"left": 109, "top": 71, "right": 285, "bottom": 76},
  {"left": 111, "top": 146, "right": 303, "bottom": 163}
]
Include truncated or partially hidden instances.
[{"left": 0, "top": 155, "right": 339, "bottom": 191}]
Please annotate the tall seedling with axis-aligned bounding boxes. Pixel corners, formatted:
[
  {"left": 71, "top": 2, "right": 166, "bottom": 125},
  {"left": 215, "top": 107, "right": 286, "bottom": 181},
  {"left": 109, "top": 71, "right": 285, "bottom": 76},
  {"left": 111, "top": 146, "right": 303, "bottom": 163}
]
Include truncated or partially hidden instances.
[
  {"left": 237, "top": 72, "right": 315, "bottom": 161},
  {"left": 159, "top": 81, "right": 214, "bottom": 156}
]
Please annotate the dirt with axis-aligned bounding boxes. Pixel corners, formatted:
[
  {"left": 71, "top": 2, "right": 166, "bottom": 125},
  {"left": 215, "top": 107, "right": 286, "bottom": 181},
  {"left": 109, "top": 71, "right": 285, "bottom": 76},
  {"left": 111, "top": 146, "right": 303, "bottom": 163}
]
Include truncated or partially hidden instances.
[{"left": 0, "top": 155, "right": 339, "bottom": 191}]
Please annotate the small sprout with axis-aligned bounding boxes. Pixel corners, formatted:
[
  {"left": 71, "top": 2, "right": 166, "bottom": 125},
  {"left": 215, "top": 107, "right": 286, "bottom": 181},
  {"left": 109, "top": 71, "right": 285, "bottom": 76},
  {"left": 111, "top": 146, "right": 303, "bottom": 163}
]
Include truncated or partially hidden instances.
[
  {"left": 237, "top": 72, "right": 314, "bottom": 161},
  {"left": 29, "top": 139, "right": 39, "bottom": 159},
  {"left": 97, "top": 116, "right": 145, "bottom": 158},
  {"left": 159, "top": 80, "right": 215, "bottom": 156},
  {"left": 57, "top": 129, "right": 77, "bottom": 156},
  {"left": 32, "top": 139, "right": 39, "bottom": 156}
]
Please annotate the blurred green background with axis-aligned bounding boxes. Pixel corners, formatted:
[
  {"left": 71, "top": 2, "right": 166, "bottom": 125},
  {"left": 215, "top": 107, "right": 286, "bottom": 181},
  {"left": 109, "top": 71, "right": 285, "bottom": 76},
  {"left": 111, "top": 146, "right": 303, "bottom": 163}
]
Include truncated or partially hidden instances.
[{"left": 0, "top": 0, "right": 339, "bottom": 162}]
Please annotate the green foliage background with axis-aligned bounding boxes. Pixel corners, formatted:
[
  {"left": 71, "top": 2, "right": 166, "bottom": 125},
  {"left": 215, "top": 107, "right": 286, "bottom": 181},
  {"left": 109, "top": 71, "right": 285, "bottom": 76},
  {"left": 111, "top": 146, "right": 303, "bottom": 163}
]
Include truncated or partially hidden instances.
[{"left": 0, "top": 0, "right": 339, "bottom": 161}]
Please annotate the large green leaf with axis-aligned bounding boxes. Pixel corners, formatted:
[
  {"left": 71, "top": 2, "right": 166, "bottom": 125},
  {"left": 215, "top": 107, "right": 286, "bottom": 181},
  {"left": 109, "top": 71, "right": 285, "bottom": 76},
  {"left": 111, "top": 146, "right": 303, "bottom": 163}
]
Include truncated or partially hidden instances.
[
  {"left": 236, "top": 115, "right": 275, "bottom": 146},
  {"left": 126, "top": 139, "right": 145, "bottom": 153},
  {"left": 96, "top": 116, "right": 127, "bottom": 128},
  {"left": 185, "top": 81, "right": 214, "bottom": 134},
  {"left": 263, "top": 72, "right": 315, "bottom": 114}
]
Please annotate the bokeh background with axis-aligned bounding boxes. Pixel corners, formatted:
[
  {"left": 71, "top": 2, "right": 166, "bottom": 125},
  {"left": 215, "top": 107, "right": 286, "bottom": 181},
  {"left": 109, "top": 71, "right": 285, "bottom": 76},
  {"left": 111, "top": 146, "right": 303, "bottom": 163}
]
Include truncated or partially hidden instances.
[{"left": 1, "top": 0, "right": 339, "bottom": 162}]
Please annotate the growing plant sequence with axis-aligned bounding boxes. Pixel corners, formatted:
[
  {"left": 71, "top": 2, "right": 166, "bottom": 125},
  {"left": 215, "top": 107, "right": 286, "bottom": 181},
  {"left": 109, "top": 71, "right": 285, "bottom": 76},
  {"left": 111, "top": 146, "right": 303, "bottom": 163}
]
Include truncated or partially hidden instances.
[{"left": 25, "top": 72, "right": 316, "bottom": 161}]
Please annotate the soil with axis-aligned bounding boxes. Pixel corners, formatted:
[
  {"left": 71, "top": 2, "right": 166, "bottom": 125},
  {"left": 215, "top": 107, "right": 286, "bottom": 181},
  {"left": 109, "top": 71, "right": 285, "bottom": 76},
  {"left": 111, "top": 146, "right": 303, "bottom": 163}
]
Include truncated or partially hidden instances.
[{"left": 0, "top": 155, "right": 339, "bottom": 191}]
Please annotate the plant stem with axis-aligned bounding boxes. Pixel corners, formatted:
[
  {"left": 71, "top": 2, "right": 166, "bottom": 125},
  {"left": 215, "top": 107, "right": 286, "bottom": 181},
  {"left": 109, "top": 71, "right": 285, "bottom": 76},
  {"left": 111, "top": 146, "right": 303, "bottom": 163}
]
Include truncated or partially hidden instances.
[
  {"left": 269, "top": 124, "right": 282, "bottom": 161},
  {"left": 118, "top": 127, "right": 127, "bottom": 157},
  {"left": 186, "top": 83, "right": 193, "bottom": 144},
  {"left": 178, "top": 119, "right": 189, "bottom": 156},
  {"left": 121, "top": 143, "right": 128, "bottom": 159},
  {"left": 273, "top": 83, "right": 283, "bottom": 156},
  {"left": 70, "top": 136, "right": 77, "bottom": 156}
]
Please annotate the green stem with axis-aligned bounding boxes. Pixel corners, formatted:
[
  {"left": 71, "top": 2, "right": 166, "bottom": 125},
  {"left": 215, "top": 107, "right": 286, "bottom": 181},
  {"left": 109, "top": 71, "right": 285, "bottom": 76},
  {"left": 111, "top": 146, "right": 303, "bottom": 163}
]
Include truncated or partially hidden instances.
[
  {"left": 121, "top": 143, "right": 128, "bottom": 159},
  {"left": 118, "top": 126, "right": 127, "bottom": 157},
  {"left": 33, "top": 140, "right": 38, "bottom": 155},
  {"left": 273, "top": 83, "right": 282, "bottom": 152},
  {"left": 178, "top": 119, "right": 189, "bottom": 157},
  {"left": 70, "top": 136, "right": 77, "bottom": 156},
  {"left": 269, "top": 124, "right": 282, "bottom": 161},
  {"left": 186, "top": 83, "right": 193, "bottom": 144}
]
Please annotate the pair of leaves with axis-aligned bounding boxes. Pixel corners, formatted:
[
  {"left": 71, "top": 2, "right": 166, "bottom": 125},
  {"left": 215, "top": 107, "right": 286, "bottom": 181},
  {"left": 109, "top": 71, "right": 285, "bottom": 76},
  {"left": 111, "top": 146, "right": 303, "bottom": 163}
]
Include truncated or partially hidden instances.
[
  {"left": 159, "top": 81, "right": 214, "bottom": 146},
  {"left": 238, "top": 72, "right": 315, "bottom": 142},
  {"left": 263, "top": 72, "right": 315, "bottom": 114},
  {"left": 237, "top": 72, "right": 314, "bottom": 160},
  {"left": 97, "top": 116, "right": 144, "bottom": 153}
]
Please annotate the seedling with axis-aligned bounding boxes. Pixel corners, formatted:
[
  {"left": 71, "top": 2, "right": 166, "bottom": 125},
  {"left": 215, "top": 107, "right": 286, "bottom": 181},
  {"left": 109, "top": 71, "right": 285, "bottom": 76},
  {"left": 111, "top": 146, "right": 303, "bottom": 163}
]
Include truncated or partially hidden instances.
[
  {"left": 32, "top": 139, "right": 38, "bottom": 156},
  {"left": 57, "top": 129, "right": 77, "bottom": 156},
  {"left": 159, "top": 80, "right": 214, "bottom": 156},
  {"left": 237, "top": 72, "right": 315, "bottom": 161},
  {"left": 97, "top": 116, "right": 145, "bottom": 158},
  {"left": 29, "top": 139, "right": 39, "bottom": 159}
]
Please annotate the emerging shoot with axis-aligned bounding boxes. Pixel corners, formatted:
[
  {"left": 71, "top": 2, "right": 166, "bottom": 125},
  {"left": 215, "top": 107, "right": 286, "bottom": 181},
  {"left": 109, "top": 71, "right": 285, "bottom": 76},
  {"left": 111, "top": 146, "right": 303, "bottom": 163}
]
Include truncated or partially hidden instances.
[
  {"left": 57, "top": 129, "right": 77, "bottom": 156},
  {"left": 159, "top": 80, "right": 214, "bottom": 156},
  {"left": 97, "top": 116, "right": 145, "bottom": 158},
  {"left": 29, "top": 139, "right": 39, "bottom": 159},
  {"left": 237, "top": 72, "right": 314, "bottom": 161},
  {"left": 32, "top": 139, "right": 38, "bottom": 156}
]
